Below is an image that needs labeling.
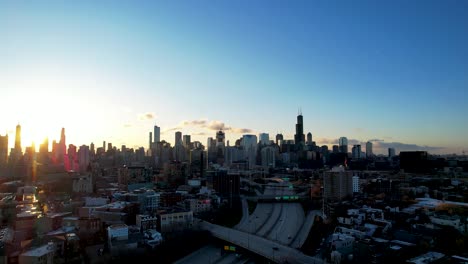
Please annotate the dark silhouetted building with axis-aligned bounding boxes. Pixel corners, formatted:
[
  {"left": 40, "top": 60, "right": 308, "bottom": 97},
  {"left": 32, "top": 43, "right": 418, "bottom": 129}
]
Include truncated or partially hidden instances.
[
  {"left": 306, "top": 132, "right": 312, "bottom": 145},
  {"left": 0, "top": 133, "right": 8, "bottom": 165},
  {"left": 175, "top": 131, "right": 182, "bottom": 145},
  {"left": 15, "top": 124, "right": 21, "bottom": 151},
  {"left": 400, "top": 151, "right": 429, "bottom": 173},
  {"left": 275, "top": 133, "right": 283, "bottom": 145},
  {"left": 210, "top": 170, "right": 240, "bottom": 197},
  {"left": 294, "top": 112, "right": 305, "bottom": 147}
]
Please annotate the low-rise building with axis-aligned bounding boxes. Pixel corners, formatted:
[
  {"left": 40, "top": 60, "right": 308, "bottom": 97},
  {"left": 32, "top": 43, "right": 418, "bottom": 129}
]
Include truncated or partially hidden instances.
[
  {"left": 184, "top": 198, "right": 212, "bottom": 214},
  {"left": 136, "top": 214, "right": 157, "bottom": 231},
  {"left": 18, "top": 243, "right": 55, "bottom": 264},
  {"left": 158, "top": 210, "right": 193, "bottom": 233},
  {"left": 430, "top": 214, "right": 467, "bottom": 233},
  {"left": 72, "top": 174, "right": 93, "bottom": 193},
  {"left": 406, "top": 251, "right": 445, "bottom": 264},
  {"left": 107, "top": 224, "right": 128, "bottom": 244}
]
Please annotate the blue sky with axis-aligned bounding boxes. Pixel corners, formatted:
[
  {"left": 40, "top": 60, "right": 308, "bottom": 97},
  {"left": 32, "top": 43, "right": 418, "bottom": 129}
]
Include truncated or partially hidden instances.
[{"left": 1, "top": 0, "right": 467, "bottom": 154}]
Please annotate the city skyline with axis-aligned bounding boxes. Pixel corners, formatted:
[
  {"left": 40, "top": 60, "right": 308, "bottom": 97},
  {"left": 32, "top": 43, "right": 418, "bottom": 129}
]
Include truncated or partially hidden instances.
[
  {"left": 1, "top": 1, "right": 468, "bottom": 154},
  {"left": 0, "top": 113, "right": 463, "bottom": 156}
]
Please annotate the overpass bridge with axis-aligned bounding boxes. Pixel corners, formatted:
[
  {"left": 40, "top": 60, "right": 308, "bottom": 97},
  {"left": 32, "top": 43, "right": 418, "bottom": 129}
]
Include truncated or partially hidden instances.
[{"left": 245, "top": 194, "right": 309, "bottom": 203}]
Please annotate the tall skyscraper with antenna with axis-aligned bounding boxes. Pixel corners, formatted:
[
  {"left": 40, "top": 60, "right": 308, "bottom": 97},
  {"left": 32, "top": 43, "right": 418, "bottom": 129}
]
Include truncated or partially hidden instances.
[{"left": 294, "top": 109, "right": 305, "bottom": 147}]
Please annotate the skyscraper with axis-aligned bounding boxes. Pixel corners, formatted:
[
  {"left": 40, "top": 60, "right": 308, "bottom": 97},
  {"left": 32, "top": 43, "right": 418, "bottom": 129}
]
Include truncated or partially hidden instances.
[
  {"left": 339, "top": 137, "right": 348, "bottom": 154},
  {"left": 242, "top": 134, "right": 258, "bottom": 169},
  {"left": 306, "top": 132, "right": 312, "bottom": 145},
  {"left": 14, "top": 124, "right": 21, "bottom": 151},
  {"left": 0, "top": 134, "right": 8, "bottom": 165},
  {"left": 153, "top": 125, "right": 160, "bottom": 143},
  {"left": 275, "top": 133, "right": 283, "bottom": 145},
  {"left": 60, "top": 127, "right": 66, "bottom": 153},
  {"left": 183, "top": 135, "right": 191, "bottom": 149},
  {"left": 78, "top": 145, "right": 90, "bottom": 172},
  {"left": 149, "top": 132, "right": 153, "bottom": 150},
  {"left": 259, "top": 133, "right": 269, "bottom": 145},
  {"left": 261, "top": 145, "right": 276, "bottom": 168},
  {"left": 175, "top": 131, "right": 182, "bottom": 145},
  {"left": 294, "top": 112, "right": 305, "bottom": 146},
  {"left": 366, "top": 141, "right": 373, "bottom": 158},
  {"left": 216, "top": 131, "right": 225, "bottom": 146},
  {"left": 207, "top": 137, "right": 215, "bottom": 150},
  {"left": 352, "top": 145, "right": 362, "bottom": 159}
]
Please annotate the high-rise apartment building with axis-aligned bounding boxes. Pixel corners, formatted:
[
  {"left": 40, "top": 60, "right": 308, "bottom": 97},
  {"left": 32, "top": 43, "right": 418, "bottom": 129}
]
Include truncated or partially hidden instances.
[
  {"left": 323, "top": 166, "right": 353, "bottom": 201},
  {"left": 352, "top": 175, "right": 360, "bottom": 193}
]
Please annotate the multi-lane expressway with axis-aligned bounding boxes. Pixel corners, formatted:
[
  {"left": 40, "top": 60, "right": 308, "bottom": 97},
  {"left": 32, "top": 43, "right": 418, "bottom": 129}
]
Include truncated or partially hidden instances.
[
  {"left": 236, "top": 183, "right": 311, "bottom": 248},
  {"left": 200, "top": 220, "right": 323, "bottom": 264},
  {"left": 178, "top": 181, "right": 321, "bottom": 264}
]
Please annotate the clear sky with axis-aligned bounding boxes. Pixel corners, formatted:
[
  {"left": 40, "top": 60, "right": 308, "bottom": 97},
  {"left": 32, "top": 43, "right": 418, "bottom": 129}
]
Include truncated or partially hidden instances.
[{"left": 1, "top": 0, "right": 467, "bottom": 155}]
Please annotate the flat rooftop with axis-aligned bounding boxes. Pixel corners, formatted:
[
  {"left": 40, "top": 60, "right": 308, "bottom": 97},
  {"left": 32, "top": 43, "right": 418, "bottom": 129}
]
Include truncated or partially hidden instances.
[{"left": 20, "top": 244, "right": 54, "bottom": 257}]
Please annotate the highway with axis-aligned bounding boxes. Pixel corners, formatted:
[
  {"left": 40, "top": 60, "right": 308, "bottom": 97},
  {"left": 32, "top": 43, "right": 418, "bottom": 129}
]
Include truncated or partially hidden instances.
[
  {"left": 174, "top": 245, "right": 249, "bottom": 264},
  {"left": 200, "top": 220, "right": 323, "bottom": 264},
  {"left": 236, "top": 183, "right": 308, "bottom": 248},
  {"left": 178, "top": 181, "right": 321, "bottom": 263}
]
